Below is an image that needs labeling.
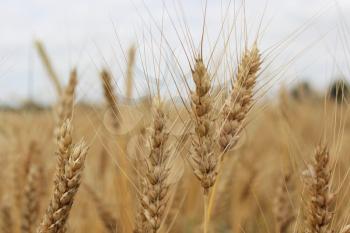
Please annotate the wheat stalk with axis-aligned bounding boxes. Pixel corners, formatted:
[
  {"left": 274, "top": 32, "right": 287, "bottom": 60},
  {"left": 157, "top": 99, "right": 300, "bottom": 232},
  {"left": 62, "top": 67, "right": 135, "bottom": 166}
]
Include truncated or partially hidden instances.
[{"left": 125, "top": 46, "right": 136, "bottom": 100}]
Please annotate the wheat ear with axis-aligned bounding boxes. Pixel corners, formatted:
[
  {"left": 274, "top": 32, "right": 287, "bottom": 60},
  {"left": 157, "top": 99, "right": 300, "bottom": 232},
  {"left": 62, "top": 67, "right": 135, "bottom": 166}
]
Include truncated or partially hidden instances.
[
  {"left": 274, "top": 173, "right": 295, "bottom": 233},
  {"left": 21, "top": 165, "right": 41, "bottom": 233},
  {"left": 100, "top": 69, "right": 120, "bottom": 130},
  {"left": 188, "top": 58, "right": 216, "bottom": 233},
  {"left": 85, "top": 185, "right": 118, "bottom": 233},
  {"left": 219, "top": 44, "right": 261, "bottom": 153},
  {"left": 303, "top": 144, "right": 335, "bottom": 233},
  {"left": 54, "top": 69, "right": 77, "bottom": 140},
  {"left": 135, "top": 98, "right": 171, "bottom": 233},
  {"left": 37, "top": 120, "right": 88, "bottom": 233},
  {"left": 1, "top": 202, "right": 13, "bottom": 233},
  {"left": 189, "top": 58, "right": 217, "bottom": 195},
  {"left": 34, "top": 41, "right": 62, "bottom": 95},
  {"left": 14, "top": 141, "right": 40, "bottom": 213}
]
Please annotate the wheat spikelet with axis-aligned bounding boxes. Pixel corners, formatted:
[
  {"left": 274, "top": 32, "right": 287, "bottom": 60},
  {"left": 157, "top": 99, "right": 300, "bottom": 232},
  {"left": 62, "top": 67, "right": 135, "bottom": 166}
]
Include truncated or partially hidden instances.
[
  {"left": 37, "top": 120, "right": 88, "bottom": 233},
  {"left": 133, "top": 129, "right": 150, "bottom": 233},
  {"left": 34, "top": 40, "right": 62, "bottom": 95},
  {"left": 219, "top": 44, "right": 261, "bottom": 153},
  {"left": 125, "top": 46, "right": 136, "bottom": 100},
  {"left": 134, "top": 174, "right": 155, "bottom": 233},
  {"left": 54, "top": 69, "right": 77, "bottom": 139},
  {"left": 274, "top": 173, "right": 295, "bottom": 233},
  {"left": 134, "top": 184, "right": 151, "bottom": 233},
  {"left": 55, "top": 69, "right": 77, "bottom": 122},
  {"left": 1, "top": 202, "right": 13, "bottom": 233},
  {"left": 14, "top": 141, "right": 40, "bottom": 212},
  {"left": 135, "top": 98, "right": 171, "bottom": 233},
  {"left": 85, "top": 185, "right": 118, "bottom": 233},
  {"left": 189, "top": 58, "right": 217, "bottom": 195},
  {"left": 100, "top": 69, "right": 120, "bottom": 130},
  {"left": 303, "top": 144, "right": 334, "bottom": 233},
  {"left": 21, "top": 164, "right": 41, "bottom": 233}
]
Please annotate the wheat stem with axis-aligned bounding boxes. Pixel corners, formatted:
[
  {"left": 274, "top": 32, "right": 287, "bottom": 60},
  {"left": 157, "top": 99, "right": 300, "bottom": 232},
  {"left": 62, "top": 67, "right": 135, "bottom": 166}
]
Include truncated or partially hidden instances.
[
  {"left": 126, "top": 45, "right": 136, "bottom": 100},
  {"left": 203, "top": 194, "right": 209, "bottom": 233}
]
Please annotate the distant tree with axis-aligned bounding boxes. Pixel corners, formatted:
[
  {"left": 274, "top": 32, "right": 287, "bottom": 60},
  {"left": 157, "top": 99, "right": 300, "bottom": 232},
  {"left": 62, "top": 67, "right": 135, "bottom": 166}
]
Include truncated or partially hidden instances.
[
  {"left": 291, "top": 81, "right": 314, "bottom": 101},
  {"left": 329, "top": 79, "right": 350, "bottom": 103}
]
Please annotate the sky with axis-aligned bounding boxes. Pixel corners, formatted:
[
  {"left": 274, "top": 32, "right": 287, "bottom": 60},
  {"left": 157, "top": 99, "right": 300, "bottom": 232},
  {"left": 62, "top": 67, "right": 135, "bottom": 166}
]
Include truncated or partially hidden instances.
[{"left": 1, "top": 0, "right": 350, "bottom": 105}]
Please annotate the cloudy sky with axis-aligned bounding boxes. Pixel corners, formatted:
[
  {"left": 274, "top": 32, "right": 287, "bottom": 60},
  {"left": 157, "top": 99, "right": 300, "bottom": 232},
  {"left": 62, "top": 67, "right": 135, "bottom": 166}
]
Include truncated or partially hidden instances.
[{"left": 1, "top": 0, "right": 350, "bottom": 105}]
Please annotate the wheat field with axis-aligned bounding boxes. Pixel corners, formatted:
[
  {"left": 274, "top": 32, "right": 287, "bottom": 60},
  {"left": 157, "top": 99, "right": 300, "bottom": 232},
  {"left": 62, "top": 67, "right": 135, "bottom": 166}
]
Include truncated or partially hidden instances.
[{"left": 1, "top": 2, "right": 350, "bottom": 233}]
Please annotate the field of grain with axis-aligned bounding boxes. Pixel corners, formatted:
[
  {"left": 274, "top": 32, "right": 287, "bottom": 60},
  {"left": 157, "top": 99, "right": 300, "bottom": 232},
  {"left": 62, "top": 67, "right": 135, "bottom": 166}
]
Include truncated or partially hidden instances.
[{"left": 2, "top": 2, "right": 350, "bottom": 233}]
